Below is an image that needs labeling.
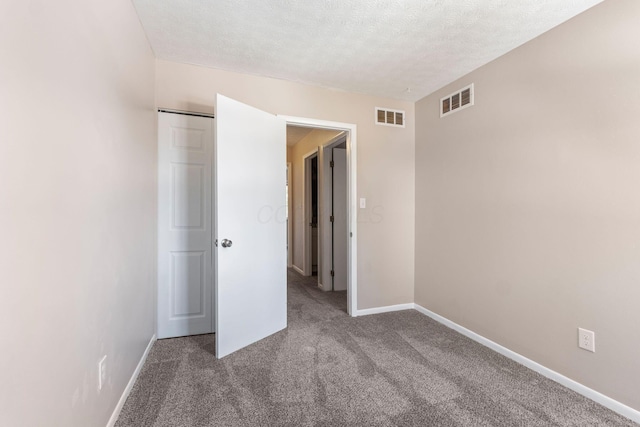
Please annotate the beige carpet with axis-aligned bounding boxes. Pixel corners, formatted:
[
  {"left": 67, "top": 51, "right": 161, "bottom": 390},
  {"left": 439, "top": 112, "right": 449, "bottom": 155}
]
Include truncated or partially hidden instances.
[{"left": 116, "top": 269, "right": 636, "bottom": 426}]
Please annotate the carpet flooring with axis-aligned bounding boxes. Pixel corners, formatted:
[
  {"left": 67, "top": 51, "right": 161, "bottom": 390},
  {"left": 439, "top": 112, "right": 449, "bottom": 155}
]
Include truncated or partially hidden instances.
[{"left": 116, "top": 269, "right": 636, "bottom": 426}]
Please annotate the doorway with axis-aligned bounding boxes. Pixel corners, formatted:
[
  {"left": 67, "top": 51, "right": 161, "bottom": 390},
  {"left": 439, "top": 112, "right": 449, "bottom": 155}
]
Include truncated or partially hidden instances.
[{"left": 284, "top": 116, "right": 358, "bottom": 316}]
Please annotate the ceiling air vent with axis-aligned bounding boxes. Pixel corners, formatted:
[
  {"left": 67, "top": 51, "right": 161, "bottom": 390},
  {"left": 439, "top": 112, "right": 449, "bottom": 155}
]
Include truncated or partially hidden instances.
[
  {"left": 375, "top": 107, "right": 405, "bottom": 128},
  {"left": 441, "top": 83, "right": 474, "bottom": 117}
]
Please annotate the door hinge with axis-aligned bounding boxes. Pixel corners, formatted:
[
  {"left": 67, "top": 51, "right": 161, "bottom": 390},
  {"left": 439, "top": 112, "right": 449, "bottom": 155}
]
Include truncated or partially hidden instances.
[
  {"left": 330, "top": 215, "right": 334, "bottom": 222},
  {"left": 330, "top": 160, "right": 334, "bottom": 168},
  {"left": 330, "top": 270, "right": 335, "bottom": 277}
]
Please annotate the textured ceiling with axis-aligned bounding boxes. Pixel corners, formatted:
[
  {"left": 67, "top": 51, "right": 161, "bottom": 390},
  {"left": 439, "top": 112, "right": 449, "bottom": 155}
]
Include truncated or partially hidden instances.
[{"left": 132, "top": 0, "right": 603, "bottom": 101}]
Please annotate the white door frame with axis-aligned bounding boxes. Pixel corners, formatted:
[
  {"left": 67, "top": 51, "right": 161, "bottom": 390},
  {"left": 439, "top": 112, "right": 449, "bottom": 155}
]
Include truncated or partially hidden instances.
[
  {"left": 301, "top": 149, "right": 318, "bottom": 277},
  {"left": 287, "top": 162, "right": 293, "bottom": 268},
  {"left": 279, "top": 115, "right": 358, "bottom": 317}
]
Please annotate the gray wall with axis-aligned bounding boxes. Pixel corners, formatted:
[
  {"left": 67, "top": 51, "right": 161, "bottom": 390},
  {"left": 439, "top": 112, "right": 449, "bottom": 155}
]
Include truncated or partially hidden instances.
[
  {"left": 415, "top": 0, "right": 640, "bottom": 412},
  {"left": 0, "top": 0, "right": 157, "bottom": 425}
]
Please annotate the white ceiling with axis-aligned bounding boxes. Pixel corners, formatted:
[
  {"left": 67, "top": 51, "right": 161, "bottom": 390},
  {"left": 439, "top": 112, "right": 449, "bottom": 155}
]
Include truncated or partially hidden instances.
[{"left": 132, "top": 0, "right": 603, "bottom": 101}]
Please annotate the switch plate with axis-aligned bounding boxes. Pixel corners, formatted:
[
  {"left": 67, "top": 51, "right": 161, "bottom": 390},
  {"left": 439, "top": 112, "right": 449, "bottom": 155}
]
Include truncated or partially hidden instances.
[
  {"left": 359, "top": 198, "right": 366, "bottom": 209},
  {"left": 578, "top": 328, "right": 595, "bottom": 352},
  {"left": 98, "top": 355, "right": 107, "bottom": 390}
]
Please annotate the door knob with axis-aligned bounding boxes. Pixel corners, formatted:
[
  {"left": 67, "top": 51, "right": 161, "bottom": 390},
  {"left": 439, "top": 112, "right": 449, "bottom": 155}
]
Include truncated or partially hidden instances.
[{"left": 221, "top": 239, "right": 233, "bottom": 248}]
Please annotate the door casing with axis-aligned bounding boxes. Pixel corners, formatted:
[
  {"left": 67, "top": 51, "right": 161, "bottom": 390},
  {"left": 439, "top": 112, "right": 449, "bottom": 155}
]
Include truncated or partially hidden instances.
[{"left": 287, "top": 162, "right": 293, "bottom": 268}]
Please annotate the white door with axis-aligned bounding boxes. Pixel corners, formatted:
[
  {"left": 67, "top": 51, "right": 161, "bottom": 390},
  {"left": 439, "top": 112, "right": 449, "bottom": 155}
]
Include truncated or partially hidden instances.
[
  {"left": 157, "top": 112, "right": 214, "bottom": 339},
  {"left": 332, "top": 147, "right": 348, "bottom": 291},
  {"left": 215, "top": 94, "right": 287, "bottom": 358}
]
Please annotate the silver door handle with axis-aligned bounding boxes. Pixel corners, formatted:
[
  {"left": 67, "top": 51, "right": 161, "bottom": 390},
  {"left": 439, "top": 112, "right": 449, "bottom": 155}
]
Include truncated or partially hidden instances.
[{"left": 221, "top": 239, "right": 233, "bottom": 248}]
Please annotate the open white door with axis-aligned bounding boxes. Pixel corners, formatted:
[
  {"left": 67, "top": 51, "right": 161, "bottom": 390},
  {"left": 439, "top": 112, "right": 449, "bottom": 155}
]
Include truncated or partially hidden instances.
[{"left": 215, "top": 94, "right": 287, "bottom": 358}]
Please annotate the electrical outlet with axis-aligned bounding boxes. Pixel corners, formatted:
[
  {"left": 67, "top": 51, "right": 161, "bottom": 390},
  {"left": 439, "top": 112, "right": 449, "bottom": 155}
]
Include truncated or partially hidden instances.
[
  {"left": 578, "top": 328, "right": 595, "bottom": 352},
  {"left": 98, "top": 355, "right": 107, "bottom": 391}
]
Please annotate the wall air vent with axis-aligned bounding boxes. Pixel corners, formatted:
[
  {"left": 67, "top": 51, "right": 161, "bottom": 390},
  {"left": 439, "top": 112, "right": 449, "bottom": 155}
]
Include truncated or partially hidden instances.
[
  {"left": 375, "top": 107, "right": 405, "bottom": 128},
  {"left": 441, "top": 83, "right": 474, "bottom": 117}
]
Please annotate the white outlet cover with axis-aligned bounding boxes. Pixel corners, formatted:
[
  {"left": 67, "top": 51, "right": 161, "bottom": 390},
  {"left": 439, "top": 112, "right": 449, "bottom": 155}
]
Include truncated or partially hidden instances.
[
  {"left": 359, "top": 198, "right": 366, "bottom": 209},
  {"left": 578, "top": 328, "right": 595, "bottom": 352}
]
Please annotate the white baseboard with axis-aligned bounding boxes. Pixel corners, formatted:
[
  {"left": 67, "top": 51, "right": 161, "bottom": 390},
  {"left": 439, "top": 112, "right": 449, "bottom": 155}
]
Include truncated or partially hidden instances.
[
  {"left": 413, "top": 304, "right": 640, "bottom": 424},
  {"left": 355, "top": 303, "right": 414, "bottom": 317},
  {"left": 292, "top": 265, "right": 304, "bottom": 275},
  {"left": 107, "top": 334, "right": 156, "bottom": 427}
]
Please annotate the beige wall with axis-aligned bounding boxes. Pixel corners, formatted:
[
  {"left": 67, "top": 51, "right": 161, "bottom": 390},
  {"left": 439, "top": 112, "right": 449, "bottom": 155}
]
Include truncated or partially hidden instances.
[
  {"left": 287, "top": 129, "right": 343, "bottom": 281},
  {"left": 0, "top": 1, "right": 157, "bottom": 426},
  {"left": 415, "top": 0, "right": 640, "bottom": 412},
  {"left": 156, "top": 60, "right": 416, "bottom": 310}
]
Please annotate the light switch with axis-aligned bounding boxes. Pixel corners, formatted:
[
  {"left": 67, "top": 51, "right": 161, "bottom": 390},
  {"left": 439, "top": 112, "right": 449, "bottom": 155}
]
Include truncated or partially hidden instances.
[{"left": 360, "top": 198, "right": 366, "bottom": 209}]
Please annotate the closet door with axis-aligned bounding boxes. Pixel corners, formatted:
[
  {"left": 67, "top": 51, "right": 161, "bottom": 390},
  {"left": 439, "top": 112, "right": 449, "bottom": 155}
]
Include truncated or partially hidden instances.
[{"left": 157, "top": 112, "right": 214, "bottom": 339}]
